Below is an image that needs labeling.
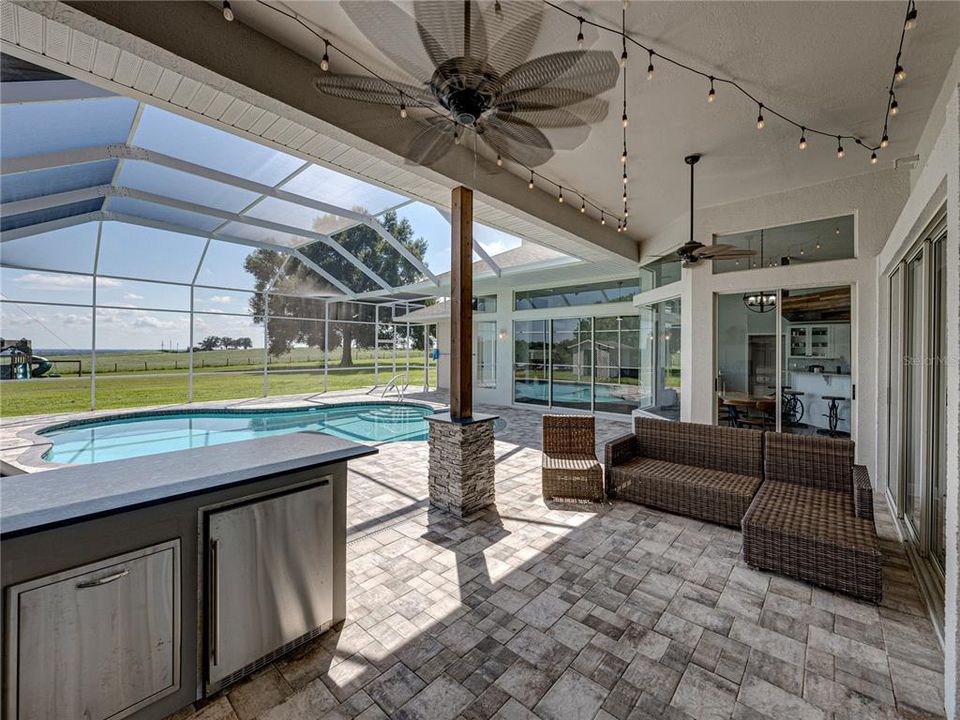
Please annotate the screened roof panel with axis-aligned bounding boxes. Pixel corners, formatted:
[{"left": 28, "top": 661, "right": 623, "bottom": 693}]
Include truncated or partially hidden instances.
[
  {"left": 0, "top": 199, "right": 103, "bottom": 232},
  {"left": 217, "top": 221, "right": 310, "bottom": 249},
  {"left": 95, "top": 277, "right": 191, "bottom": 311},
  {"left": 132, "top": 105, "right": 305, "bottom": 186},
  {"left": 195, "top": 239, "right": 259, "bottom": 291},
  {"left": 1, "top": 160, "right": 118, "bottom": 203},
  {"left": 193, "top": 287, "right": 257, "bottom": 315},
  {"left": 107, "top": 196, "right": 223, "bottom": 234},
  {"left": 281, "top": 164, "right": 406, "bottom": 216},
  {"left": 245, "top": 196, "right": 354, "bottom": 238},
  {"left": 0, "top": 96, "right": 139, "bottom": 158},
  {"left": 97, "top": 221, "right": 207, "bottom": 283},
  {"left": 0, "top": 222, "right": 98, "bottom": 273},
  {"left": 117, "top": 160, "right": 260, "bottom": 214}
]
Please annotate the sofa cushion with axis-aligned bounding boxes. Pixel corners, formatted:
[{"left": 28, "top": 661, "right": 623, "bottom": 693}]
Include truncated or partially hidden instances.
[
  {"left": 608, "top": 457, "right": 762, "bottom": 527},
  {"left": 764, "top": 432, "right": 854, "bottom": 493},
  {"left": 633, "top": 418, "right": 764, "bottom": 479},
  {"left": 542, "top": 453, "right": 602, "bottom": 472},
  {"left": 742, "top": 480, "right": 881, "bottom": 603}
]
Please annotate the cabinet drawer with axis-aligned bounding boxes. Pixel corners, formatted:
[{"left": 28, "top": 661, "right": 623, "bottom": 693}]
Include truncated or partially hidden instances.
[{"left": 6, "top": 540, "right": 181, "bottom": 720}]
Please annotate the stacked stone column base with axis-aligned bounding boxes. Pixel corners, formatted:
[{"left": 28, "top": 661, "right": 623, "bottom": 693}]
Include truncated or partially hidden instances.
[{"left": 426, "top": 414, "right": 496, "bottom": 517}]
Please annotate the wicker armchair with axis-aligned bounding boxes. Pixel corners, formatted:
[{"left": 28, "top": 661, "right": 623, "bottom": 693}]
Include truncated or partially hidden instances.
[
  {"left": 742, "top": 433, "right": 882, "bottom": 603},
  {"left": 541, "top": 415, "right": 604, "bottom": 502}
]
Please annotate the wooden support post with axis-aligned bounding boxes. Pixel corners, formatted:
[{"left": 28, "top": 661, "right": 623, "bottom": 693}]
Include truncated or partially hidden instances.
[{"left": 450, "top": 186, "right": 473, "bottom": 419}]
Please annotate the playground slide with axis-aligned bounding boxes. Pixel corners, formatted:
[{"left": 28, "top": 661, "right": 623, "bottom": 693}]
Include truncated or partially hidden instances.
[{"left": 30, "top": 356, "right": 53, "bottom": 378}]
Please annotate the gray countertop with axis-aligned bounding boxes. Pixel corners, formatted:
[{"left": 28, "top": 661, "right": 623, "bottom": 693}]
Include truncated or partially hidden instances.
[{"left": 0, "top": 432, "right": 377, "bottom": 539}]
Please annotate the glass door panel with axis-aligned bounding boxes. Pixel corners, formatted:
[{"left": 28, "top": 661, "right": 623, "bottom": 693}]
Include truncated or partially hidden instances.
[
  {"left": 594, "top": 315, "right": 641, "bottom": 414},
  {"left": 715, "top": 290, "right": 776, "bottom": 429},
  {"left": 550, "top": 318, "right": 592, "bottom": 411},
  {"left": 476, "top": 321, "right": 496, "bottom": 388},
  {"left": 930, "top": 236, "right": 946, "bottom": 572},
  {"left": 780, "top": 286, "right": 852, "bottom": 436},
  {"left": 513, "top": 320, "right": 548, "bottom": 406},
  {"left": 887, "top": 267, "right": 903, "bottom": 505},
  {"left": 903, "top": 249, "right": 925, "bottom": 540}
]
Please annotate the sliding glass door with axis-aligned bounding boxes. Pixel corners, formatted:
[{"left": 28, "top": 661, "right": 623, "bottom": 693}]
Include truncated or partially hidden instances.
[
  {"left": 716, "top": 284, "right": 853, "bottom": 436},
  {"left": 886, "top": 213, "right": 947, "bottom": 630},
  {"left": 638, "top": 300, "right": 682, "bottom": 419},
  {"left": 551, "top": 318, "right": 592, "bottom": 411}
]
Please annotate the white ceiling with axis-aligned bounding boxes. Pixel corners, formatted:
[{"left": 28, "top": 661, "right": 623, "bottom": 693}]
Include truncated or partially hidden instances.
[{"left": 227, "top": 0, "right": 960, "bottom": 239}]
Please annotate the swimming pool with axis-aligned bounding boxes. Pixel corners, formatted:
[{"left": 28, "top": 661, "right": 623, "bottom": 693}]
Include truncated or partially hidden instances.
[{"left": 40, "top": 402, "right": 434, "bottom": 465}]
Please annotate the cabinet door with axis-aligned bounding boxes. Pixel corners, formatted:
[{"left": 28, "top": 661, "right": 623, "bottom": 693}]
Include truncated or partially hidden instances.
[
  {"left": 809, "top": 326, "right": 832, "bottom": 357},
  {"left": 789, "top": 326, "right": 809, "bottom": 357},
  {"left": 12, "top": 541, "right": 180, "bottom": 720}
]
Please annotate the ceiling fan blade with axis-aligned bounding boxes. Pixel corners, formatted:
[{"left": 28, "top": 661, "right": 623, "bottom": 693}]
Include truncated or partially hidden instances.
[
  {"left": 313, "top": 74, "right": 435, "bottom": 107},
  {"left": 341, "top": 2, "right": 438, "bottom": 80},
  {"left": 484, "top": 2, "right": 543, "bottom": 74},
  {"left": 498, "top": 88, "right": 608, "bottom": 115},
  {"left": 414, "top": 1, "right": 489, "bottom": 66},
  {"left": 480, "top": 117, "right": 554, "bottom": 167},
  {"left": 499, "top": 106, "right": 602, "bottom": 128},
  {"left": 501, "top": 51, "right": 619, "bottom": 96},
  {"left": 700, "top": 247, "right": 757, "bottom": 259},
  {"left": 405, "top": 116, "right": 456, "bottom": 166},
  {"left": 490, "top": 110, "right": 589, "bottom": 150}
]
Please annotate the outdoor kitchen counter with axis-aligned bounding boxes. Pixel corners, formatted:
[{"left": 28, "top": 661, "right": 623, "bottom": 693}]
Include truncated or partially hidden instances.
[
  {"left": 1, "top": 432, "right": 376, "bottom": 720},
  {"left": 0, "top": 431, "right": 377, "bottom": 538}
]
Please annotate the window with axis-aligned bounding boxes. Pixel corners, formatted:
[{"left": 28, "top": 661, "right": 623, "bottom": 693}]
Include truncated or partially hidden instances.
[
  {"left": 473, "top": 295, "right": 497, "bottom": 313},
  {"left": 514, "top": 278, "right": 639, "bottom": 311},
  {"left": 637, "top": 301, "right": 681, "bottom": 419},
  {"left": 638, "top": 255, "right": 681, "bottom": 292},
  {"left": 476, "top": 321, "right": 496, "bottom": 388},
  {"left": 712, "top": 215, "right": 854, "bottom": 274}
]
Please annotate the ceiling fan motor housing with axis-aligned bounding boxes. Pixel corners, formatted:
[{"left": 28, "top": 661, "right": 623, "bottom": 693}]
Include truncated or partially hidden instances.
[{"left": 431, "top": 57, "right": 502, "bottom": 126}]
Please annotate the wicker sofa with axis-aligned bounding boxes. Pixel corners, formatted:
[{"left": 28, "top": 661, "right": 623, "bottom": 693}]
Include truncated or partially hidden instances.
[
  {"left": 742, "top": 432, "right": 882, "bottom": 603},
  {"left": 541, "top": 415, "right": 604, "bottom": 502},
  {"left": 604, "top": 418, "right": 764, "bottom": 527}
]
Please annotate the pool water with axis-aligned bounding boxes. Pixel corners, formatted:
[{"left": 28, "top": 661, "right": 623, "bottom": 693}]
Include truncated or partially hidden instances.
[{"left": 41, "top": 403, "right": 433, "bottom": 465}]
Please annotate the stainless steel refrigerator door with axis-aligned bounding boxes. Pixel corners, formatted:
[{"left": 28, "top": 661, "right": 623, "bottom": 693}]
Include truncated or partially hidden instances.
[{"left": 207, "top": 480, "right": 333, "bottom": 688}]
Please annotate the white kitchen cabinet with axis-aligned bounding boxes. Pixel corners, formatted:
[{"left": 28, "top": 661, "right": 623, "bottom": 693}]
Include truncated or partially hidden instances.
[
  {"left": 788, "top": 324, "right": 840, "bottom": 358},
  {"left": 5, "top": 540, "right": 181, "bottom": 720}
]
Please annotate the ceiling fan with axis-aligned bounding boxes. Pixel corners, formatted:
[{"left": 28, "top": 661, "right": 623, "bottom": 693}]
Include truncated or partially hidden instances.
[
  {"left": 314, "top": 1, "right": 620, "bottom": 167},
  {"left": 672, "top": 154, "right": 757, "bottom": 267}
]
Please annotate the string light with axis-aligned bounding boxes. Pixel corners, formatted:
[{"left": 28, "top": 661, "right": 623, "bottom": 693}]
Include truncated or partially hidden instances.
[
  {"left": 889, "top": 94, "right": 899, "bottom": 116},
  {"left": 870, "top": 151, "right": 878, "bottom": 165},
  {"left": 577, "top": 17, "right": 584, "bottom": 49},
  {"left": 799, "top": 128, "right": 807, "bottom": 150},
  {"left": 895, "top": 64, "right": 906, "bottom": 82},
  {"left": 601, "top": 214, "right": 606, "bottom": 226},
  {"left": 756, "top": 104, "right": 765, "bottom": 130},
  {"left": 496, "top": 154, "right": 502, "bottom": 167},
  {"left": 222, "top": 1, "right": 234, "bottom": 21},
  {"left": 453, "top": 126, "right": 461, "bottom": 145},
  {"left": 399, "top": 95, "right": 407, "bottom": 119},
  {"left": 494, "top": 0, "right": 503, "bottom": 21},
  {"left": 621, "top": 147, "right": 627, "bottom": 164},
  {"left": 881, "top": 134, "right": 890, "bottom": 148},
  {"left": 580, "top": 198, "right": 586, "bottom": 213},
  {"left": 621, "top": 112, "right": 628, "bottom": 128},
  {"left": 320, "top": 40, "right": 330, "bottom": 72},
  {"left": 624, "top": 207, "right": 629, "bottom": 218},
  {"left": 647, "top": 50, "right": 655, "bottom": 80},
  {"left": 707, "top": 76, "right": 716, "bottom": 103},
  {"left": 836, "top": 137, "right": 845, "bottom": 159},
  {"left": 558, "top": 187, "right": 564, "bottom": 203},
  {"left": 528, "top": 171, "right": 534, "bottom": 190},
  {"left": 623, "top": 172, "right": 629, "bottom": 185},
  {"left": 904, "top": 2, "right": 917, "bottom": 30}
]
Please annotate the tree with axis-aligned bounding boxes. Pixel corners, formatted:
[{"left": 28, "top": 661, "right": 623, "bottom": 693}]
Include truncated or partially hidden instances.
[
  {"left": 198, "top": 335, "right": 220, "bottom": 351},
  {"left": 238, "top": 337, "right": 253, "bottom": 350},
  {"left": 243, "top": 210, "right": 428, "bottom": 367}
]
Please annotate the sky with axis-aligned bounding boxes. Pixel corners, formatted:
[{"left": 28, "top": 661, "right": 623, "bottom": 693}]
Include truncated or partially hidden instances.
[{"left": 0, "top": 88, "right": 536, "bottom": 350}]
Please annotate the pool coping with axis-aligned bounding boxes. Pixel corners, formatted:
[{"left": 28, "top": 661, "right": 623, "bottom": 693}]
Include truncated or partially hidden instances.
[{"left": 2, "top": 392, "right": 448, "bottom": 473}]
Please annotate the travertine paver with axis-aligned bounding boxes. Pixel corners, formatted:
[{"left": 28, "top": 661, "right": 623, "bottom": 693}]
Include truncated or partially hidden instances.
[{"left": 4, "top": 390, "right": 941, "bottom": 720}]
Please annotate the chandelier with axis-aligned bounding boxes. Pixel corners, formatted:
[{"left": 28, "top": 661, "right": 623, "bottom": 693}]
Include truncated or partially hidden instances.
[{"left": 742, "top": 292, "right": 777, "bottom": 313}]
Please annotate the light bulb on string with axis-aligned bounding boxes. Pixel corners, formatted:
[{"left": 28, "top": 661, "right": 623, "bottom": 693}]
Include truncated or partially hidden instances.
[
  {"left": 905, "top": 3, "right": 917, "bottom": 30},
  {"left": 889, "top": 93, "right": 899, "bottom": 116},
  {"left": 623, "top": 172, "right": 629, "bottom": 185},
  {"left": 895, "top": 64, "right": 906, "bottom": 82},
  {"left": 870, "top": 151, "right": 878, "bottom": 165},
  {"left": 399, "top": 96, "right": 407, "bottom": 119},
  {"left": 320, "top": 41, "right": 330, "bottom": 72},
  {"left": 558, "top": 187, "right": 564, "bottom": 203},
  {"left": 494, "top": 1, "right": 503, "bottom": 22},
  {"left": 453, "top": 126, "right": 461, "bottom": 145},
  {"left": 528, "top": 171, "right": 534, "bottom": 190},
  {"left": 836, "top": 137, "right": 844, "bottom": 159},
  {"left": 622, "top": 112, "right": 629, "bottom": 128},
  {"left": 222, "top": 1, "right": 234, "bottom": 21},
  {"left": 580, "top": 198, "right": 586, "bottom": 213},
  {"left": 707, "top": 77, "right": 716, "bottom": 103},
  {"left": 621, "top": 147, "right": 628, "bottom": 164},
  {"left": 600, "top": 214, "right": 606, "bottom": 226},
  {"left": 496, "top": 154, "right": 502, "bottom": 167},
  {"left": 577, "top": 17, "right": 584, "bottom": 49},
  {"left": 756, "top": 104, "right": 765, "bottom": 130},
  {"left": 881, "top": 133, "right": 890, "bottom": 148},
  {"left": 799, "top": 128, "right": 807, "bottom": 150},
  {"left": 647, "top": 51, "right": 655, "bottom": 80}
]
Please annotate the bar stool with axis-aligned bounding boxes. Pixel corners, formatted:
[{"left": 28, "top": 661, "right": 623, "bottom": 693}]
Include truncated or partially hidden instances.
[{"left": 819, "top": 395, "right": 847, "bottom": 437}]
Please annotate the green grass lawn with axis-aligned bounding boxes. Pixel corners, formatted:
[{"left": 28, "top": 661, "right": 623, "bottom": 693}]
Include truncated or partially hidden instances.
[{"left": 1, "top": 366, "right": 437, "bottom": 417}]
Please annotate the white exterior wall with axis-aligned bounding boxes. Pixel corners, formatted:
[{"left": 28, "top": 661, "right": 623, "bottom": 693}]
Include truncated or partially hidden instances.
[
  {"left": 649, "top": 168, "right": 909, "bottom": 478},
  {"left": 876, "top": 84, "right": 959, "bottom": 720}
]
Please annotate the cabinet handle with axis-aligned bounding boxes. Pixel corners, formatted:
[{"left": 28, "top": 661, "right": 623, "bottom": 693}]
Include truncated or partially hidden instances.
[
  {"left": 77, "top": 569, "right": 128, "bottom": 588},
  {"left": 210, "top": 538, "right": 220, "bottom": 666}
]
